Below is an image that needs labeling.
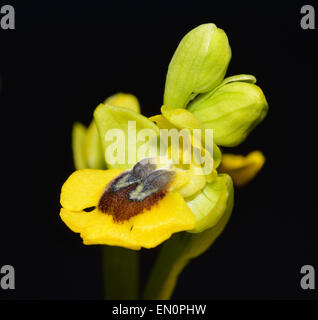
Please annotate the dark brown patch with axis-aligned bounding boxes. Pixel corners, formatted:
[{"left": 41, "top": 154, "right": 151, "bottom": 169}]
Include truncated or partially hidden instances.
[{"left": 98, "top": 182, "right": 167, "bottom": 222}]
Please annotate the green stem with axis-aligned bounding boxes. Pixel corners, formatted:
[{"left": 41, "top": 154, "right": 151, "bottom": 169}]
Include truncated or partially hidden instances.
[
  {"left": 142, "top": 232, "right": 191, "bottom": 300},
  {"left": 143, "top": 188, "right": 234, "bottom": 300},
  {"left": 102, "top": 246, "right": 139, "bottom": 300}
]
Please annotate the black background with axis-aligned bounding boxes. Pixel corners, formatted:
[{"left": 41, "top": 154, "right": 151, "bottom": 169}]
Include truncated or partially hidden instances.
[{"left": 0, "top": 0, "right": 317, "bottom": 300}]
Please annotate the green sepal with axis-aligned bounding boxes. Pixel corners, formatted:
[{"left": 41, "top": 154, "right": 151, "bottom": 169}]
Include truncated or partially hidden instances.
[
  {"left": 72, "top": 122, "right": 88, "bottom": 170},
  {"left": 212, "top": 144, "right": 222, "bottom": 169},
  {"left": 186, "top": 173, "right": 233, "bottom": 233},
  {"left": 218, "top": 74, "right": 257, "bottom": 87},
  {"left": 191, "top": 74, "right": 257, "bottom": 103},
  {"left": 94, "top": 103, "right": 160, "bottom": 169},
  {"left": 85, "top": 121, "right": 106, "bottom": 169}
]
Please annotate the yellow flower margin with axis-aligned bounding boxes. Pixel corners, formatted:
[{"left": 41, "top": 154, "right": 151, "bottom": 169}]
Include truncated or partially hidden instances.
[{"left": 60, "top": 168, "right": 196, "bottom": 250}]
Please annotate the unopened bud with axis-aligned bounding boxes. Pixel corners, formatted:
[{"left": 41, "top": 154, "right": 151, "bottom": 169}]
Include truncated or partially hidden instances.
[
  {"left": 164, "top": 23, "right": 231, "bottom": 109},
  {"left": 188, "top": 81, "right": 268, "bottom": 147}
]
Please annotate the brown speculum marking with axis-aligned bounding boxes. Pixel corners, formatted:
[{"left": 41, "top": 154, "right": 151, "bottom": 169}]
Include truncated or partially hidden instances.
[{"left": 98, "top": 159, "right": 174, "bottom": 222}]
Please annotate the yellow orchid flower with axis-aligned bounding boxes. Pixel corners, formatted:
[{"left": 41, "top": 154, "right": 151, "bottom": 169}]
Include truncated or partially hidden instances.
[
  {"left": 63, "top": 23, "right": 269, "bottom": 300},
  {"left": 219, "top": 151, "right": 265, "bottom": 187},
  {"left": 60, "top": 160, "right": 196, "bottom": 250}
]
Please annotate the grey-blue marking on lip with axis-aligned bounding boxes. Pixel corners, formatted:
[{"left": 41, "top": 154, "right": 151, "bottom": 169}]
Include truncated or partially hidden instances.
[
  {"left": 132, "top": 158, "right": 157, "bottom": 179},
  {"left": 129, "top": 169, "right": 174, "bottom": 201},
  {"left": 110, "top": 171, "right": 140, "bottom": 192},
  {"left": 107, "top": 158, "right": 174, "bottom": 202}
]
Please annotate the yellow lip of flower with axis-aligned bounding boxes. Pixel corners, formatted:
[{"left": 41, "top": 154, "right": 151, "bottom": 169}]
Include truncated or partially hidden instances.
[{"left": 60, "top": 164, "right": 196, "bottom": 250}]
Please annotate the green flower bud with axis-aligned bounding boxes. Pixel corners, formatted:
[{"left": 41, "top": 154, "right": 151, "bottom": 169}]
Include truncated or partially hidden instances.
[
  {"left": 163, "top": 23, "right": 231, "bottom": 109},
  {"left": 188, "top": 80, "right": 269, "bottom": 147}
]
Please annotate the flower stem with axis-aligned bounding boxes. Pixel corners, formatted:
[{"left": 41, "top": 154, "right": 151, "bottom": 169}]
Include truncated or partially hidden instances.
[
  {"left": 142, "top": 189, "right": 234, "bottom": 300},
  {"left": 142, "top": 232, "right": 191, "bottom": 300},
  {"left": 102, "top": 246, "right": 139, "bottom": 299}
]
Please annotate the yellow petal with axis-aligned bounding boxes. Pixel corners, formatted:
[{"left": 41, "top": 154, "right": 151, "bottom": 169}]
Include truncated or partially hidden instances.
[
  {"left": 219, "top": 151, "right": 265, "bottom": 187},
  {"left": 105, "top": 93, "right": 140, "bottom": 113},
  {"left": 60, "top": 168, "right": 123, "bottom": 211},
  {"left": 149, "top": 114, "right": 175, "bottom": 129},
  {"left": 161, "top": 106, "right": 203, "bottom": 130}
]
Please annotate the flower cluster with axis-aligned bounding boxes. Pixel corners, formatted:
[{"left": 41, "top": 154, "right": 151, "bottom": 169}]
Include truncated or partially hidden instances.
[{"left": 60, "top": 23, "right": 268, "bottom": 251}]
